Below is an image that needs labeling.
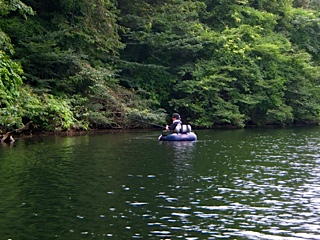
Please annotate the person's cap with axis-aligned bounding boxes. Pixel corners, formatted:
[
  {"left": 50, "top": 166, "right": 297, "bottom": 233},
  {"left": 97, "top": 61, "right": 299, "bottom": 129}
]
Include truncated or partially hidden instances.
[{"left": 172, "top": 113, "right": 180, "bottom": 119}]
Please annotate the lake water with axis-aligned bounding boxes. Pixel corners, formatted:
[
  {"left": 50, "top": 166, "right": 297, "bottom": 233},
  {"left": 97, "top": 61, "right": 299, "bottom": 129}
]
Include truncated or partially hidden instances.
[{"left": 1, "top": 127, "right": 320, "bottom": 239}]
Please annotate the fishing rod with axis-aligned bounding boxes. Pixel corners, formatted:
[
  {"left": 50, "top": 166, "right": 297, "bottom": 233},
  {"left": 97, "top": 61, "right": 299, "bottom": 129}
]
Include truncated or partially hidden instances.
[{"left": 136, "top": 119, "right": 165, "bottom": 129}]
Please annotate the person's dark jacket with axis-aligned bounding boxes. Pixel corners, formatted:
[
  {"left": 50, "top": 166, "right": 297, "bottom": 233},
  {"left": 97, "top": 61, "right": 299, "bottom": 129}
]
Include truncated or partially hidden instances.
[{"left": 168, "top": 119, "right": 182, "bottom": 132}]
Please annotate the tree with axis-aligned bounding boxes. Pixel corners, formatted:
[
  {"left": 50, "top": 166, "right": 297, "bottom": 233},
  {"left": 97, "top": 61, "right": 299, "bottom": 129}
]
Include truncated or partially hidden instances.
[
  {"left": 0, "top": 0, "right": 166, "bottom": 130},
  {"left": 170, "top": 1, "right": 320, "bottom": 127},
  {"left": 284, "top": 7, "right": 320, "bottom": 61},
  {"left": 117, "top": 0, "right": 207, "bottom": 108},
  {"left": 0, "top": 0, "right": 35, "bottom": 131}
]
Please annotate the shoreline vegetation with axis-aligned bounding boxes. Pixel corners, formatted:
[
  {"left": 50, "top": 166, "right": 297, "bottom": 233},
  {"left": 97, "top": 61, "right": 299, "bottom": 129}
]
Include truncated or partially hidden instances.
[{"left": 2, "top": 1, "right": 320, "bottom": 140}]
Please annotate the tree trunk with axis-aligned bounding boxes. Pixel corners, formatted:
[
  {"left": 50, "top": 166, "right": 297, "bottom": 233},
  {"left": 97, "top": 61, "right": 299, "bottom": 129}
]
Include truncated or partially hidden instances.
[{"left": 0, "top": 121, "right": 32, "bottom": 143}]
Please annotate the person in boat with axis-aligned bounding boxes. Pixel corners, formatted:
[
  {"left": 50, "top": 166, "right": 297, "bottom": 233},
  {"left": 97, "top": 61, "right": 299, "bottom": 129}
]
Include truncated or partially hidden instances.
[{"left": 166, "top": 113, "right": 182, "bottom": 132}]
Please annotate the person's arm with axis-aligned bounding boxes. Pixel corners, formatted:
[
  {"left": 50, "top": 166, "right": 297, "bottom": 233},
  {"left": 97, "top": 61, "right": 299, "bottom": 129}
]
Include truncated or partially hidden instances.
[{"left": 168, "top": 123, "right": 177, "bottom": 131}]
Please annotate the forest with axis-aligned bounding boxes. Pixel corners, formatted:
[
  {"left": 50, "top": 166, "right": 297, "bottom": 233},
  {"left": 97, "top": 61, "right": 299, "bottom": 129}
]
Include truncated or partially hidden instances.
[{"left": 1, "top": 0, "right": 320, "bottom": 134}]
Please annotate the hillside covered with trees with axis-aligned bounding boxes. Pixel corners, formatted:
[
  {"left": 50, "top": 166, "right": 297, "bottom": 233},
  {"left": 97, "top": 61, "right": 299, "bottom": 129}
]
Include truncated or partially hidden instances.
[{"left": 1, "top": 0, "right": 320, "bottom": 134}]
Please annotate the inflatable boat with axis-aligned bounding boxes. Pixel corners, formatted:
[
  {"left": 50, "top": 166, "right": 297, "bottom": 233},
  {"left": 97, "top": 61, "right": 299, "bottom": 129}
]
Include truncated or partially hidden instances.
[
  {"left": 158, "top": 131, "right": 197, "bottom": 141},
  {"left": 158, "top": 124, "right": 197, "bottom": 141}
]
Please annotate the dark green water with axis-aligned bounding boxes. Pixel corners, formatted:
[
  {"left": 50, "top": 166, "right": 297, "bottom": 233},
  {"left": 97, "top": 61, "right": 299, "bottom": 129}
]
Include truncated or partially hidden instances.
[{"left": 1, "top": 127, "right": 320, "bottom": 239}]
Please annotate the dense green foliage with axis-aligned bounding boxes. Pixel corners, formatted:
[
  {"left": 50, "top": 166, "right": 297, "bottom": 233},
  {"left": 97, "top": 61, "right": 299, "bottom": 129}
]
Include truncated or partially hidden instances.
[{"left": 1, "top": 0, "right": 320, "bottom": 132}]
